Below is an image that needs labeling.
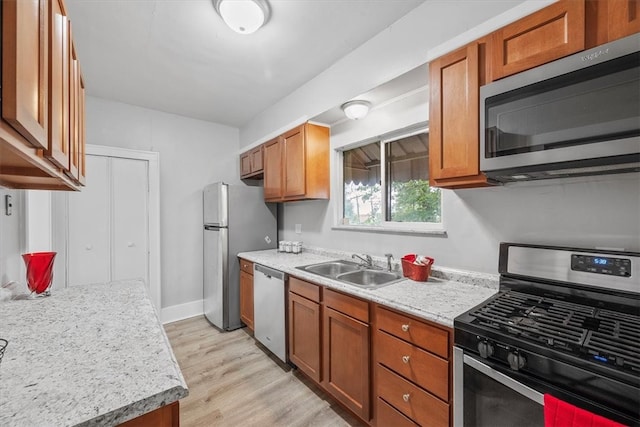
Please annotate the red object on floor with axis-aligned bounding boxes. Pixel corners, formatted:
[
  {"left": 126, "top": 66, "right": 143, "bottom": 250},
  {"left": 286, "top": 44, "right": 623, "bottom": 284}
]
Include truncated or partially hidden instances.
[
  {"left": 22, "top": 252, "right": 57, "bottom": 294},
  {"left": 544, "top": 394, "right": 626, "bottom": 427}
]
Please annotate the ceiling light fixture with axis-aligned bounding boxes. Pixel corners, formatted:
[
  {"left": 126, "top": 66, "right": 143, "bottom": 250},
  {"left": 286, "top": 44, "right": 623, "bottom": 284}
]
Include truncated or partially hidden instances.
[
  {"left": 341, "top": 100, "right": 371, "bottom": 120},
  {"left": 213, "top": 0, "right": 270, "bottom": 35}
]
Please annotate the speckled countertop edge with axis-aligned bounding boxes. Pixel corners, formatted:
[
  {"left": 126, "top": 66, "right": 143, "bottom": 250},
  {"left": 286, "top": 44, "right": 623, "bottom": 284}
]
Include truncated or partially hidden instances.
[
  {"left": 0, "top": 280, "right": 188, "bottom": 427},
  {"left": 238, "top": 248, "right": 499, "bottom": 328}
]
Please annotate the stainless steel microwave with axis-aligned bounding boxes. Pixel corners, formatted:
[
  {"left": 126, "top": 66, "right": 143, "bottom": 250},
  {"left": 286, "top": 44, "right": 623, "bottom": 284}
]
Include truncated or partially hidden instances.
[{"left": 480, "top": 33, "right": 640, "bottom": 183}]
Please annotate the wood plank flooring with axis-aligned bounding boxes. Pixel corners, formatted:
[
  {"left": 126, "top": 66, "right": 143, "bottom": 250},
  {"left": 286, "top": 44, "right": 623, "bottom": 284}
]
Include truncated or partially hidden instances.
[{"left": 164, "top": 316, "right": 363, "bottom": 427}]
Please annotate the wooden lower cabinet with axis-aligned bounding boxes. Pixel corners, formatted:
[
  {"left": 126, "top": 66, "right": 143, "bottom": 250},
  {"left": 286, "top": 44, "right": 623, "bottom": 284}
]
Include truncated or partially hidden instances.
[
  {"left": 239, "top": 259, "right": 254, "bottom": 331},
  {"left": 322, "top": 289, "right": 371, "bottom": 422},
  {"left": 119, "top": 401, "right": 179, "bottom": 427},
  {"left": 288, "top": 281, "right": 322, "bottom": 382}
]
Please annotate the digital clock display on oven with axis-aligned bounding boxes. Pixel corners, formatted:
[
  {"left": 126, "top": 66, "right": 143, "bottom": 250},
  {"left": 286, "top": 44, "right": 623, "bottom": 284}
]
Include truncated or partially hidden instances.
[{"left": 571, "top": 254, "right": 631, "bottom": 277}]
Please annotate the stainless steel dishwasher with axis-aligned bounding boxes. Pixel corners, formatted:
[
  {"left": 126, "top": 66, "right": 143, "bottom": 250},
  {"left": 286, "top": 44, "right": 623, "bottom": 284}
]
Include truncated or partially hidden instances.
[{"left": 253, "top": 264, "right": 287, "bottom": 363}]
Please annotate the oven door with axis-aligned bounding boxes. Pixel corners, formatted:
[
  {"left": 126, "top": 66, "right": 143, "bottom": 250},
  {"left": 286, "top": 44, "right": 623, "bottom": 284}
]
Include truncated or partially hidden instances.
[{"left": 453, "top": 346, "right": 544, "bottom": 427}]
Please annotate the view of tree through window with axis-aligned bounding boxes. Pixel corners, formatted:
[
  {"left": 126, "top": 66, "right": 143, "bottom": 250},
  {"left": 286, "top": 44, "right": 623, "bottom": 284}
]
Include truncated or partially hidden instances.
[{"left": 343, "top": 132, "right": 441, "bottom": 226}]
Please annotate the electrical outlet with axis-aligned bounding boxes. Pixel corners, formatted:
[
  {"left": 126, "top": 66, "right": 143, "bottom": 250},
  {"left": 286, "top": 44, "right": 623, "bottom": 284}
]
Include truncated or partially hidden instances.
[
  {"left": 5, "top": 195, "right": 12, "bottom": 216},
  {"left": 295, "top": 224, "right": 302, "bottom": 234}
]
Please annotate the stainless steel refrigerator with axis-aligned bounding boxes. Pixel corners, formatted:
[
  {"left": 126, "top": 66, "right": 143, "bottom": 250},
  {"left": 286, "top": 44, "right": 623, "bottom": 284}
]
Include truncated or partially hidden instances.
[{"left": 203, "top": 182, "right": 277, "bottom": 331}]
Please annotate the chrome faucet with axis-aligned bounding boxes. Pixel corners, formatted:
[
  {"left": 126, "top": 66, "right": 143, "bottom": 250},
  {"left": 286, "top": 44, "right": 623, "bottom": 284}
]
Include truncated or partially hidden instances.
[
  {"left": 384, "top": 253, "right": 394, "bottom": 271},
  {"left": 352, "top": 253, "right": 373, "bottom": 267}
]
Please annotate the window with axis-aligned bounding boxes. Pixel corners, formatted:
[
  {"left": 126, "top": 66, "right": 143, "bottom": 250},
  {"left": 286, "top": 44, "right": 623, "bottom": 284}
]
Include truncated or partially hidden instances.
[{"left": 342, "top": 130, "right": 441, "bottom": 230}]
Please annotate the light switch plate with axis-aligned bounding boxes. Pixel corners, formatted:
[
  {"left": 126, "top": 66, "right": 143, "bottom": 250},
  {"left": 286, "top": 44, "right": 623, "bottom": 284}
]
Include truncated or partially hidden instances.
[{"left": 295, "top": 224, "right": 302, "bottom": 234}]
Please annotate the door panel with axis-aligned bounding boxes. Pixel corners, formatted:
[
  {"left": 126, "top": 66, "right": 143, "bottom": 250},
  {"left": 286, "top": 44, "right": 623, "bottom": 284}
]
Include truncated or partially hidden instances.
[
  {"left": 204, "top": 227, "right": 225, "bottom": 328},
  {"left": 263, "top": 139, "right": 282, "bottom": 201},
  {"left": 284, "top": 129, "right": 305, "bottom": 197},
  {"left": 112, "top": 158, "right": 148, "bottom": 283},
  {"left": 68, "top": 155, "right": 110, "bottom": 285}
]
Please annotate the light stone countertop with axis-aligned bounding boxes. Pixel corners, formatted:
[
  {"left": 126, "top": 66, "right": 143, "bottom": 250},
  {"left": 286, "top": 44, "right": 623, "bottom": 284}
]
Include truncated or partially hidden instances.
[
  {"left": 0, "top": 280, "right": 188, "bottom": 427},
  {"left": 238, "top": 248, "right": 499, "bottom": 327}
]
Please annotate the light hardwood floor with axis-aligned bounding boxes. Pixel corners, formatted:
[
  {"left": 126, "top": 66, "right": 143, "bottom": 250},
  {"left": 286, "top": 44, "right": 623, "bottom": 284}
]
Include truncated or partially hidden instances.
[{"left": 165, "top": 316, "right": 363, "bottom": 427}]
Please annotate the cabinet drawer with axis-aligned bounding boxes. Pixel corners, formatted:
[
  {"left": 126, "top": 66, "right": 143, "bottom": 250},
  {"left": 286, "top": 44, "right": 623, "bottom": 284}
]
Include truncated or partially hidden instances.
[
  {"left": 377, "top": 397, "right": 419, "bottom": 427},
  {"left": 376, "top": 306, "right": 449, "bottom": 359},
  {"left": 325, "top": 289, "right": 369, "bottom": 323},
  {"left": 376, "top": 331, "right": 449, "bottom": 401},
  {"left": 289, "top": 276, "right": 320, "bottom": 303},
  {"left": 377, "top": 365, "right": 449, "bottom": 427},
  {"left": 239, "top": 259, "right": 253, "bottom": 275}
]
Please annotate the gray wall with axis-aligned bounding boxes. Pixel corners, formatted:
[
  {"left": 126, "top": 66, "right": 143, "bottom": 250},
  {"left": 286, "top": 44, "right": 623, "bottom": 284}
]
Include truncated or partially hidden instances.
[
  {"left": 279, "top": 90, "right": 640, "bottom": 274},
  {"left": 85, "top": 96, "right": 240, "bottom": 308}
]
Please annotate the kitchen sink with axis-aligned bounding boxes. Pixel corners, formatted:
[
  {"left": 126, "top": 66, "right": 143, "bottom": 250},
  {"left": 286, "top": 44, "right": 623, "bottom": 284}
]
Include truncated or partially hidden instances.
[
  {"left": 296, "top": 260, "right": 404, "bottom": 288},
  {"left": 336, "top": 269, "right": 403, "bottom": 287},
  {"left": 303, "top": 261, "right": 361, "bottom": 277}
]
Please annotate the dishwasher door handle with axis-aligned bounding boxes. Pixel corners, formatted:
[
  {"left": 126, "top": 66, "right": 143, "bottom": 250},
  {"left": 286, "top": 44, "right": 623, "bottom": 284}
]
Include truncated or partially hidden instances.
[{"left": 255, "top": 264, "right": 285, "bottom": 281}]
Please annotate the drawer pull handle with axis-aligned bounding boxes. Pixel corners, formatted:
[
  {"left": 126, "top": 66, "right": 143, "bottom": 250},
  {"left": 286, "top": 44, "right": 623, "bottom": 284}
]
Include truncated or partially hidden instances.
[
  {"left": 402, "top": 355, "right": 410, "bottom": 364},
  {"left": 401, "top": 324, "right": 410, "bottom": 332},
  {"left": 402, "top": 393, "right": 410, "bottom": 402},
  {"left": 243, "top": 264, "right": 248, "bottom": 268}
]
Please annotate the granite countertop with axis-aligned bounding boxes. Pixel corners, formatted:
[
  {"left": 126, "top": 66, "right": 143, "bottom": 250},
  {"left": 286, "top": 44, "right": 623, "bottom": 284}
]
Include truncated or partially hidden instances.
[
  {"left": 238, "top": 248, "right": 499, "bottom": 327},
  {"left": 0, "top": 280, "right": 188, "bottom": 427}
]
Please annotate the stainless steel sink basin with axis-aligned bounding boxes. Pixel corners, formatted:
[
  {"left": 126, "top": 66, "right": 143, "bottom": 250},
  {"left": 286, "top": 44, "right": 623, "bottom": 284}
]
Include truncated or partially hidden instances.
[
  {"left": 296, "top": 260, "right": 404, "bottom": 288},
  {"left": 336, "top": 269, "right": 403, "bottom": 287},
  {"left": 303, "top": 261, "right": 360, "bottom": 277}
]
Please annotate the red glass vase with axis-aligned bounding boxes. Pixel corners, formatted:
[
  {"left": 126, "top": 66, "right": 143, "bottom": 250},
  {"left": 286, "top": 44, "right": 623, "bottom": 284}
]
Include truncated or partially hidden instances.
[{"left": 22, "top": 252, "right": 57, "bottom": 295}]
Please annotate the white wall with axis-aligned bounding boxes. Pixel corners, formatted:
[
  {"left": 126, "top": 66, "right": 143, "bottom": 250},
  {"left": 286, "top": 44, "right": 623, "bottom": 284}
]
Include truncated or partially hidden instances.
[
  {"left": 239, "top": 0, "right": 553, "bottom": 148},
  {"left": 279, "top": 92, "right": 640, "bottom": 275},
  {"left": 86, "top": 96, "right": 240, "bottom": 309},
  {"left": 0, "top": 189, "right": 25, "bottom": 287}
]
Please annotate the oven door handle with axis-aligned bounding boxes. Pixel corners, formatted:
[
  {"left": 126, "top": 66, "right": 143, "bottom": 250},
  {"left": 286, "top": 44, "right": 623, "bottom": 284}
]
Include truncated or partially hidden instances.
[{"left": 464, "top": 353, "right": 545, "bottom": 405}]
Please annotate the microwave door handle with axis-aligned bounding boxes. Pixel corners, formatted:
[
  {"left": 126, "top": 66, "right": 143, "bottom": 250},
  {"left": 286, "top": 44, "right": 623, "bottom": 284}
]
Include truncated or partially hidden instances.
[{"left": 463, "top": 353, "right": 545, "bottom": 405}]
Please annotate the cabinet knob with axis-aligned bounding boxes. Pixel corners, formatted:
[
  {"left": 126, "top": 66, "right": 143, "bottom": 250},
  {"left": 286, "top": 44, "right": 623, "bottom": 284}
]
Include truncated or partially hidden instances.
[
  {"left": 85, "top": 245, "right": 93, "bottom": 251},
  {"left": 243, "top": 264, "right": 248, "bottom": 268},
  {"left": 401, "top": 324, "right": 410, "bottom": 332},
  {"left": 402, "top": 355, "right": 410, "bottom": 364},
  {"left": 402, "top": 393, "right": 410, "bottom": 402}
]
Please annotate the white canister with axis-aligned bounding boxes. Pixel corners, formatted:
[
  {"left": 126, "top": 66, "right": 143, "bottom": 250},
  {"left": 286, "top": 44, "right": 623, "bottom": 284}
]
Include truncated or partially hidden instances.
[
  {"left": 292, "top": 241, "right": 302, "bottom": 254},
  {"left": 278, "top": 241, "right": 285, "bottom": 252},
  {"left": 284, "top": 241, "right": 292, "bottom": 253}
]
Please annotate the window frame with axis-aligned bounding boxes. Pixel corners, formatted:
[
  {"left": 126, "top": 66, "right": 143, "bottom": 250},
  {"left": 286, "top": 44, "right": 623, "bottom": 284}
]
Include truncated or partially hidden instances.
[{"left": 335, "top": 125, "right": 446, "bottom": 235}]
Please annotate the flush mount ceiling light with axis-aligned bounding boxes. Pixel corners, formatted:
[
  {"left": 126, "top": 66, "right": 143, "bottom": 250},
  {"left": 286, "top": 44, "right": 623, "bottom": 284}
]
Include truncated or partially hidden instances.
[
  {"left": 341, "top": 100, "right": 372, "bottom": 120},
  {"left": 213, "top": 0, "right": 270, "bottom": 35}
]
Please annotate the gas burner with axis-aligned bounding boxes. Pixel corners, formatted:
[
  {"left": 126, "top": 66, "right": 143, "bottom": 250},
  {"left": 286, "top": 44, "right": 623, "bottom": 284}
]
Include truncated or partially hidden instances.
[{"left": 508, "top": 316, "right": 538, "bottom": 328}]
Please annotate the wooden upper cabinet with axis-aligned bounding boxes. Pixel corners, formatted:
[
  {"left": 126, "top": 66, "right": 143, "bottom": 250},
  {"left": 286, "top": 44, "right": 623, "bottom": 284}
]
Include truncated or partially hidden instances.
[
  {"left": 240, "top": 144, "right": 265, "bottom": 179},
  {"left": 1, "top": 0, "right": 49, "bottom": 150},
  {"left": 283, "top": 126, "right": 305, "bottom": 198},
  {"left": 263, "top": 138, "right": 283, "bottom": 200},
  {"left": 586, "top": 0, "right": 640, "bottom": 48},
  {"left": 491, "top": 0, "right": 586, "bottom": 81},
  {"left": 263, "top": 123, "right": 330, "bottom": 202},
  {"left": 47, "top": 0, "right": 70, "bottom": 170},
  {"left": 429, "top": 42, "right": 488, "bottom": 189}
]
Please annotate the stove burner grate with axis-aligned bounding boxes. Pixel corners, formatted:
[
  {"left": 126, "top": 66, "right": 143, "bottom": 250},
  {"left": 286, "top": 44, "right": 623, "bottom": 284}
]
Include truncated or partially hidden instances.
[{"left": 469, "top": 291, "right": 640, "bottom": 373}]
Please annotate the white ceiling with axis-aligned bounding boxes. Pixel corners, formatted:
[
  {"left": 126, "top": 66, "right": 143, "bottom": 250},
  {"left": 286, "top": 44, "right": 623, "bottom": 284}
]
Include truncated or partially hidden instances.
[{"left": 65, "top": 0, "right": 425, "bottom": 128}]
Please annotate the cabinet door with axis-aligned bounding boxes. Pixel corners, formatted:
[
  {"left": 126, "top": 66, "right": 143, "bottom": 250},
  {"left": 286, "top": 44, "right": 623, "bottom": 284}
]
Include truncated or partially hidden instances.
[
  {"left": 263, "top": 138, "right": 282, "bottom": 201},
  {"left": 77, "top": 71, "right": 86, "bottom": 185},
  {"left": 47, "top": 0, "right": 70, "bottom": 170},
  {"left": 66, "top": 40, "right": 79, "bottom": 181},
  {"left": 608, "top": 0, "right": 640, "bottom": 41},
  {"left": 1, "top": 0, "right": 48, "bottom": 149},
  {"left": 250, "top": 145, "right": 263, "bottom": 174},
  {"left": 429, "top": 43, "right": 485, "bottom": 187},
  {"left": 283, "top": 127, "right": 306, "bottom": 198},
  {"left": 240, "top": 152, "right": 252, "bottom": 177},
  {"left": 289, "top": 292, "right": 321, "bottom": 383},
  {"left": 240, "top": 270, "right": 254, "bottom": 330},
  {"left": 492, "top": 0, "right": 585, "bottom": 80},
  {"left": 323, "top": 306, "right": 370, "bottom": 421},
  {"left": 112, "top": 157, "right": 149, "bottom": 283}
]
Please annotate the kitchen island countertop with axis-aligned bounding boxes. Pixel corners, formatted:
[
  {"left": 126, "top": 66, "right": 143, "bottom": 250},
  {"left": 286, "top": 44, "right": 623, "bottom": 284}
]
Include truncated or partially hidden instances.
[
  {"left": 0, "top": 280, "right": 188, "bottom": 426},
  {"left": 238, "top": 249, "right": 499, "bottom": 327}
]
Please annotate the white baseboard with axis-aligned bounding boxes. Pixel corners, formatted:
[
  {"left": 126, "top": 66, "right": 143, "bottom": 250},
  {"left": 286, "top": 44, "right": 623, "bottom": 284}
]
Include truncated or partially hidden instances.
[{"left": 161, "top": 299, "right": 203, "bottom": 324}]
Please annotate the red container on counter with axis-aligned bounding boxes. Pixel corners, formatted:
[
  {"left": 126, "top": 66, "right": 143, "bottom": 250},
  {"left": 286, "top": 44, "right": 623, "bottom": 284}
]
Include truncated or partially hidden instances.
[{"left": 401, "top": 254, "right": 434, "bottom": 282}]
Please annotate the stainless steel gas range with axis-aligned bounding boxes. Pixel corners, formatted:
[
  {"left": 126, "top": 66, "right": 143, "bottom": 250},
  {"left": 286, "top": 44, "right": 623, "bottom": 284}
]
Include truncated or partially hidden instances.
[{"left": 453, "top": 243, "right": 640, "bottom": 427}]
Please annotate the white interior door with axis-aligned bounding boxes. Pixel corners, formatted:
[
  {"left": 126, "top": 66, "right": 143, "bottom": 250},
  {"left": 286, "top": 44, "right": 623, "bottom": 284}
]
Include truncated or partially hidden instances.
[
  {"left": 68, "top": 155, "right": 111, "bottom": 285},
  {"left": 112, "top": 158, "right": 148, "bottom": 282}
]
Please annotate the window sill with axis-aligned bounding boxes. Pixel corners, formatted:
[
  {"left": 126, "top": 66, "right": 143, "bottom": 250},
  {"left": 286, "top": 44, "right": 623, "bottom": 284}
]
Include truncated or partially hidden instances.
[{"left": 331, "top": 224, "right": 447, "bottom": 236}]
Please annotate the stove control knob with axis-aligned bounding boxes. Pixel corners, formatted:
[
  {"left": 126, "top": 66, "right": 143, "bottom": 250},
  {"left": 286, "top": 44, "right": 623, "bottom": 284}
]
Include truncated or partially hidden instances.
[
  {"left": 507, "top": 351, "right": 526, "bottom": 371},
  {"left": 477, "top": 341, "right": 494, "bottom": 359}
]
